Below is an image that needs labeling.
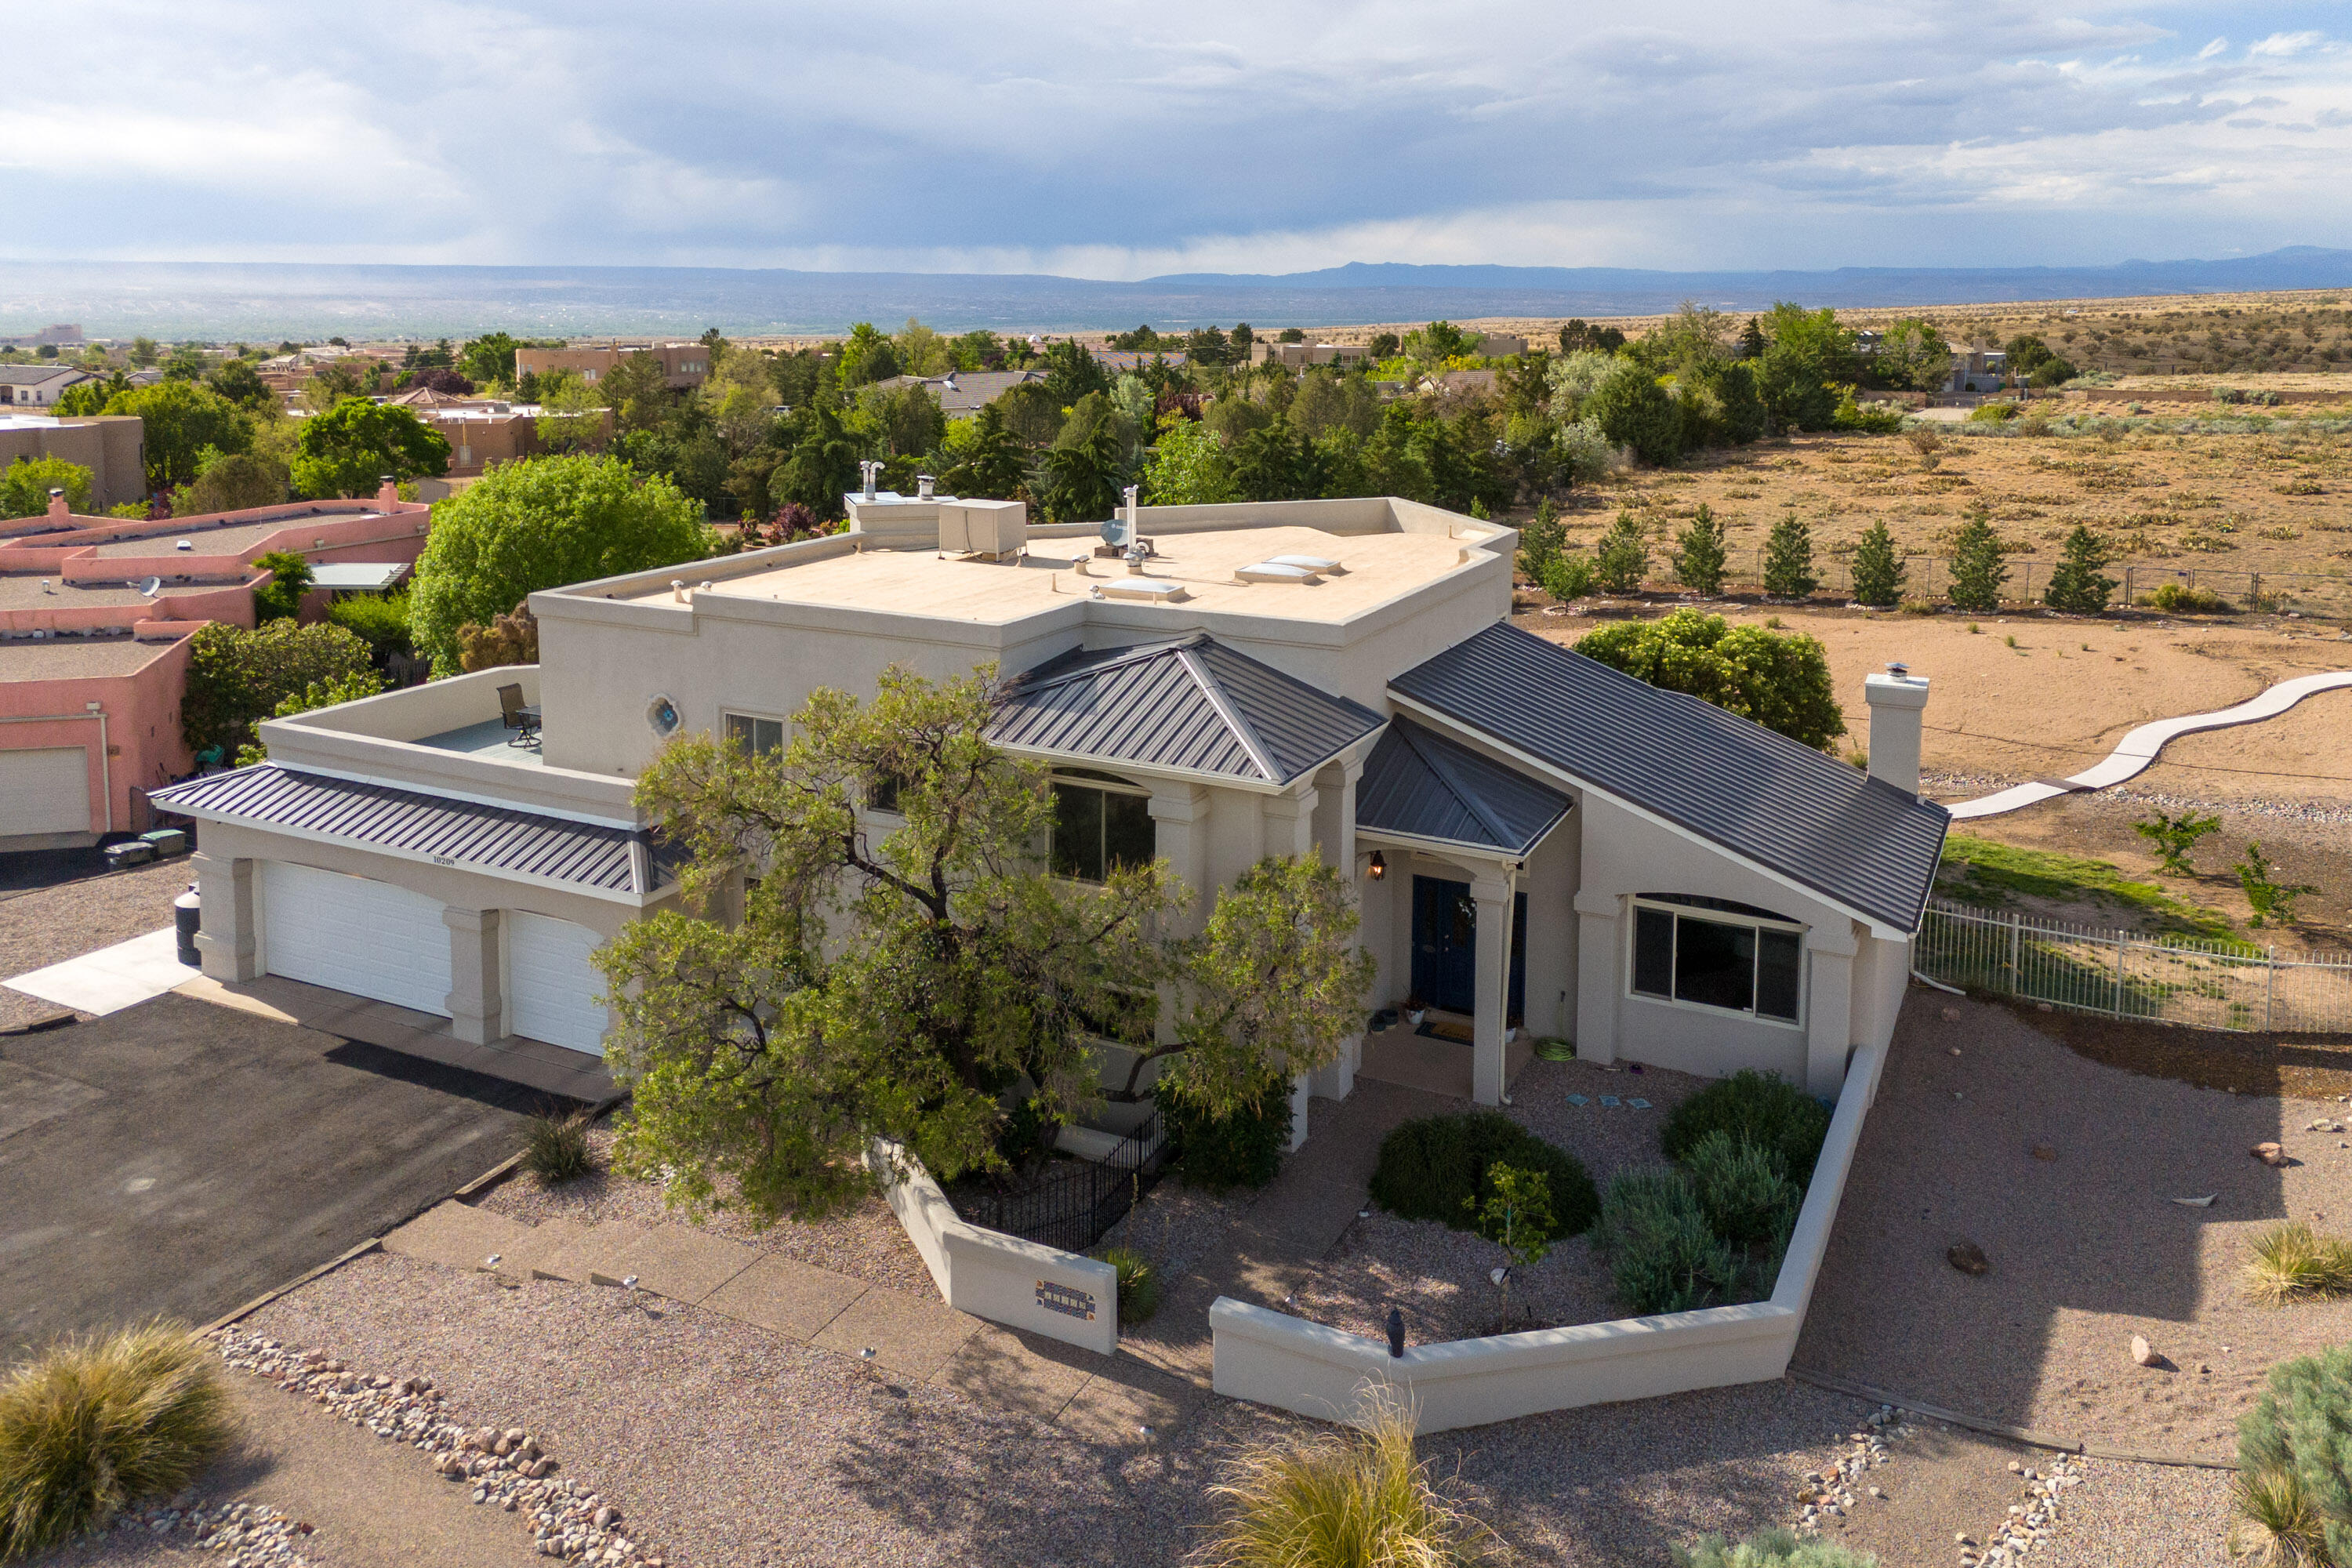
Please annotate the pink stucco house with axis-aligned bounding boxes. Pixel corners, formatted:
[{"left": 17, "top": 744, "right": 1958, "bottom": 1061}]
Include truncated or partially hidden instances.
[{"left": 0, "top": 481, "right": 433, "bottom": 849}]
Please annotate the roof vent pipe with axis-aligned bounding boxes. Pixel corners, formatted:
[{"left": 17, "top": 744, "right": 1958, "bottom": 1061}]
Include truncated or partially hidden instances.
[
  {"left": 858, "top": 459, "right": 881, "bottom": 503},
  {"left": 916, "top": 473, "right": 935, "bottom": 501},
  {"left": 1863, "top": 662, "right": 1930, "bottom": 796}
]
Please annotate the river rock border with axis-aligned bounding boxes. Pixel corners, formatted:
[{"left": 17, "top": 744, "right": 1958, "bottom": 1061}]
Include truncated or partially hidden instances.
[
  {"left": 207, "top": 1327, "right": 665, "bottom": 1567},
  {"left": 111, "top": 1500, "right": 314, "bottom": 1566},
  {"left": 1795, "top": 1404, "right": 1904, "bottom": 1528}
]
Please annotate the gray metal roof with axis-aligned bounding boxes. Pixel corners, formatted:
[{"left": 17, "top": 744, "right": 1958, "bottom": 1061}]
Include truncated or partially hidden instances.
[
  {"left": 1389, "top": 623, "right": 1950, "bottom": 931},
  {"left": 1356, "top": 715, "right": 1570, "bottom": 856},
  {"left": 993, "top": 633, "right": 1384, "bottom": 787},
  {"left": 149, "top": 764, "right": 682, "bottom": 898}
]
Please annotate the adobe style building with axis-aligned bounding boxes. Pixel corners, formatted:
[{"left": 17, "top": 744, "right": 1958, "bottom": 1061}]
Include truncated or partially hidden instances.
[
  {"left": 1, "top": 412, "right": 147, "bottom": 510},
  {"left": 156, "top": 493, "right": 1948, "bottom": 1117},
  {"left": 514, "top": 343, "right": 712, "bottom": 391},
  {"left": 0, "top": 484, "right": 432, "bottom": 848}
]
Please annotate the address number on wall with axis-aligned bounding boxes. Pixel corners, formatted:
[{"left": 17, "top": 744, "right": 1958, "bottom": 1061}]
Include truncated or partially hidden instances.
[{"left": 1035, "top": 1279, "right": 1096, "bottom": 1322}]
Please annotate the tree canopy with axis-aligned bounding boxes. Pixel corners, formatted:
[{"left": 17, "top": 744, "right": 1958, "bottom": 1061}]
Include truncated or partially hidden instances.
[
  {"left": 105, "top": 381, "right": 250, "bottom": 491},
  {"left": 0, "top": 456, "right": 93, "bottom": 518},
  {"left": 406, "top": 453, "right": 710, "bottom": 674},
  {"left": 183, "top": 619, "right": 377, "bottom": 758},
  {"left": 1575, "top": 608, "right": 1846, "bottom": 751},
  {"left": 290, "top": 398, "right": 449, "bottom": 499}
]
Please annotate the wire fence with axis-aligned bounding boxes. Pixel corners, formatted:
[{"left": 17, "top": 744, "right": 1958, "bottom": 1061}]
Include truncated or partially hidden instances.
[
  {"left": 947, "top": 1109, "right": 1170, "bottom": 1254},
  {"left": 1915, "top": 898, "right": 2352, "bottom": 1034}
]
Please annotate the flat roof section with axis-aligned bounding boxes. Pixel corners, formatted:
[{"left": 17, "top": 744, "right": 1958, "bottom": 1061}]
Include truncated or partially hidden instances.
[
  {"left": 0, "top": 577, "right": 251, "bottom": 611},
  {"left": 670, "top": 526, "right": 1481, "bottom": 626},
  {"left": 88, "top": 517, "right": 381, "bottom": 559},
  {"left": 0, "top": 637, "right": 177, "bottom": 681}
]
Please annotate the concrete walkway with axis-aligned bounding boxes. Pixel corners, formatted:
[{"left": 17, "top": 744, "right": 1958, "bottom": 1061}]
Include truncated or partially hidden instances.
[
  {"left": 381, "top": 1200, "right": 1193, "bottom": 1442},
  {"left": 4, "top": 925, "right": 192, "bottom": 1016},
  {"left": 1948, "top": 668, "right": 2352, "bottom": 820},
  {"left": 1121, "top": 1076, "right": 1454, "bottom": 1387}
]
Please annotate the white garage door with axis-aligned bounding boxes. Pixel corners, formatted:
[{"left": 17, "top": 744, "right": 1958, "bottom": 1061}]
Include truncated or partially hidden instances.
[
  {"left": 506, "top": 911, "right": 608, "bottom": 1054},
  {"left": 0, "top": 747, "right": 91, "bottom": 837},
  {"left": 260, "top": 861, "right": 452, "bottom": 1017}
]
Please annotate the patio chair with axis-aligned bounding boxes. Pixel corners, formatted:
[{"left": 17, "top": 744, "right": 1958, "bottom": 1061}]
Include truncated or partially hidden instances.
[{"left": 497, "top": 683, "right": 539, "bottom": 747}]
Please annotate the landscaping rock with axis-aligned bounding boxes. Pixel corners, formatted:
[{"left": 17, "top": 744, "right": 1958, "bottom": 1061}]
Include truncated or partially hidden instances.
[
  {"left": 2030, "top": 1145, "right": 2057, "bottom": 1162},
  {"left": 2132, "top": 1334, "right": 2161, "bottom": 1367},
  {"left": 2252, "top": 1142, "right": 2291, "bottom": 1167},
  {"left": 1948, "top": 1240, "right": 1993, "bottom": 1276}
]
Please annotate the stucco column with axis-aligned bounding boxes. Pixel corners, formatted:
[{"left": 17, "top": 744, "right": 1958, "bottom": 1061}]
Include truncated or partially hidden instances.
[
  {"left": 1147, "top": 785, "right": 1209, "bottom": 925},
  {"left": 1804, "top": 923, "right": 1858, "bottom": 1099},
  {"left": 1573, "top": 889, "right": 1621, "bottom": 1066},
  {"left": 1260, "top": 785, "right": 1319, "bottom": 861},
  {"left": 443, "top": 907, "right": 503, "bottom": 1045},
  {"left": 1470, "top": 869, "right": 1512, "bottom": 1106},
  {"left": 1309, "top": 757, "right": 1368, "bottom": 1102},
  {"left": 191, "top": 851, "right": 257, "bottom": 982}
]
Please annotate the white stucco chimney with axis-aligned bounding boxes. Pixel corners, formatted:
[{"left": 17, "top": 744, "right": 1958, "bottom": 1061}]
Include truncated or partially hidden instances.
[{"left": 1863, "top": 662, "right": 1930, "bottom": 795}]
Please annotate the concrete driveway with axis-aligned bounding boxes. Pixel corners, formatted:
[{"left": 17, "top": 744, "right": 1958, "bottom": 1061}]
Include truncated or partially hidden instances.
[{"left": 0, "top": 993, "right": 560, "bottom": 1348}]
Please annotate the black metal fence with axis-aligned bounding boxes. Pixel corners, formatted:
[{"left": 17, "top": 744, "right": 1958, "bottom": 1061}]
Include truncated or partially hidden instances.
[{"left": 949, "top": 1110, "right": 1170, "bottom": 1255}]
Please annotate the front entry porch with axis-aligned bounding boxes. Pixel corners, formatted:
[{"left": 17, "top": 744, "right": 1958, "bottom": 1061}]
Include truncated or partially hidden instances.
[{"left": 1356, "top": 1011, "right": 1536, "bottom": 1101}]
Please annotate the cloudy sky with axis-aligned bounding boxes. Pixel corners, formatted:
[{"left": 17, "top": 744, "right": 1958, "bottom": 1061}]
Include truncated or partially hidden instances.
[{"left": 3, "top": 1, "right": 2347, "bottom": 277}]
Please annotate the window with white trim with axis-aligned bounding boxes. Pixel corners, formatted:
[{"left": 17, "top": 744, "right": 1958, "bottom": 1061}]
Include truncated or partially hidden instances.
[
  {"left": 1629, "top": 894, "right": 1803, "bottom": 1025},
  {"left": 1049, "top": 768, "right": 1155, "bottom": 883},
  {"left": 723, "top": 712, "right": 783, "bottom": 757}
]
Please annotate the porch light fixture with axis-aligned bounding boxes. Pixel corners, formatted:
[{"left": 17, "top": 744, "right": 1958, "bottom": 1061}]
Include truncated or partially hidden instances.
[{"left": 1367, "top": 850, "right": 1386, "bottom": 881}]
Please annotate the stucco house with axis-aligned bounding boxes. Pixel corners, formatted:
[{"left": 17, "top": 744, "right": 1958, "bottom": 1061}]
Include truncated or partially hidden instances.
[{"left": 151, "top": 493, "right": 1949, "bottom": 1123}]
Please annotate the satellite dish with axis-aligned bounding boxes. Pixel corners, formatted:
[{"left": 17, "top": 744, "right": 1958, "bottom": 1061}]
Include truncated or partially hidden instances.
[{"left": 135, "top": 577, "right": 162, "bottom": 598}]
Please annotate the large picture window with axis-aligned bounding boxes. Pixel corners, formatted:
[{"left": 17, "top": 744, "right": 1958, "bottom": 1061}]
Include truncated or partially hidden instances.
[
  {"left": 1629, "top": 895, "right": 1803, "bottom": 1025},
  {"left": 1050, "top": 770, "right": 1155, "bottom": 883}
]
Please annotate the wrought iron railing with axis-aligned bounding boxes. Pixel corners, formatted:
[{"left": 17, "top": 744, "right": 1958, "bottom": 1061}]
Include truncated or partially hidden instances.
[{"left": 949, "top": 1109, "right": 1170, "bottom": 1255}]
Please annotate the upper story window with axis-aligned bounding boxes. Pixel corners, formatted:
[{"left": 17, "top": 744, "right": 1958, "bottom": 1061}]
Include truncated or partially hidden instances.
[
  {"left": 1050, "top": 768, "right": 1154, "bottom": 883},
  {"left": 869, "top": 772, "right": 905, "bottom": 814},
  {"left": 724, "top": 712, "right": 783, "bottom": 757},
  {"left": 1629, "top": 893, "right": 1803, "bottom": 1026}
]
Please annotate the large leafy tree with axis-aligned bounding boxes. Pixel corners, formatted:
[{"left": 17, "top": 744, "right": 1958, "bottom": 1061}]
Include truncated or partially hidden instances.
[
  {"left": 0, "top": 455, "right": 93, "bottom": 518},
  {"left": 771, "top": 395, "right": 863, "bottom": 519},
  {"left": 1875, "top": 319, "right": 1955, "bottom": 393},
  {"left": 940, "top": 403, "right": 1031, "bottom": 500},
  {"left": 106, "top": 381, "right": 250, "bottom": 491},
  {"left": 183, "top": 619, "right": 376, "bottom": 758},
  {"left": 599, "top": 668, "right": 1178, "bottom": 1217},
  {"left": 1575, "top": 608, "right": 1846, "bottom": 751},
  {"left": 1142, "top": 418, "right": 1233, "bottom": 506},
  {"left": 1037, "top": 415, "right": 1123, "bottom": 521},
  {"left": 407, "top": 453, "right": 710, "bottom": 674},
  {"left": 290, "top": 398, "right": 449, "bottom": 499},
  {"left": 1588, "top": 361, "right": 1682, "bottom": 466}
]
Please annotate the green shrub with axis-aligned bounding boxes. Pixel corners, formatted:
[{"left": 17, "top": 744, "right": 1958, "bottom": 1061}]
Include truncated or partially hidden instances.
[
  {"left": 1966, "top": 401, "right": 2019, "bottom": 423},
  {"left": 2237, "top": 1345, "right": 2352, "bottom": 1566},
  {"left": 1541, "top": 551, "right": 1595, "bottom": 602},
  {"left": 2146, "top": 582, "right": 2231, "bottom": 614},
  {"left": 1102, "top": 1247, "right": 1160, "bottom": 1327},
  {"left": 1599, "top": 1171, "right": 1738, "bottom": 1315},
  {"left": 249, "top": 550, "right": 314, "bottom": 623},
  {"left": 1662, "top": 1070, "right": 1830, "bottom": 1186},
  {"left": 0, "top": 1323, "right": 235, "bottom": 1559},
  {"left": 1157, "top": 1075, "right": 1291, "bottom": 1193},
  {"left": 1674, "top": 1527, "right": 1880, "bottom": 1567},
  {"left": 327, "top": 590, "right": 416, "bottom": 662},
  {"left": 523, "top": 1109, "right": 597, "bottom": 1185},
  {"left": 1682, "top": 1131, "right": 1802, "bottom": 1248},
  {"left": 1368, "top": 1110, "right": 1599, "bottom": 1240}
]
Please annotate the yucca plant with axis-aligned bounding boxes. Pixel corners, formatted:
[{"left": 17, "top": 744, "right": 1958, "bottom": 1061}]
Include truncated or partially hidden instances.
[
  {"left": 2230, "top": 1465, "right": 2331, "bottom": 1568},
  {"left": 1102, "top": 1247, "right": 1160, "bottom": 1327},
  {"left": 2244, "top": 1222, "right": 2352, "bottom": 1307},
  {"left": 523, "top": 1107, "right": 597, "bottom": 1185},
  {"left": 0, "top": 1322, "right": 235, "bottom": 1559},
  {"left": 1200, "top": 1399, "right": 1492, "bottom": 1566}
]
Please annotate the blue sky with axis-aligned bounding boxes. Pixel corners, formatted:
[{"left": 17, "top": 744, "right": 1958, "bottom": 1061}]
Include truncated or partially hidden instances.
[{"left": 3, "top": 1, "right": 2347, "bottom": 276}]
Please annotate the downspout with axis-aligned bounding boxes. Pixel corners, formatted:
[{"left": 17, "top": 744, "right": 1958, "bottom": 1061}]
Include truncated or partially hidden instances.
[{"left": 0, "top": 710, "right": 111, "bottom": 833}]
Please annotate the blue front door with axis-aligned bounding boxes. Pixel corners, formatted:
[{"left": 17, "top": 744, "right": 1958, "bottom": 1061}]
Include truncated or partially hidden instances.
[{"left": 1410, "top": 875, "right": 1527, "bottom": 1022}]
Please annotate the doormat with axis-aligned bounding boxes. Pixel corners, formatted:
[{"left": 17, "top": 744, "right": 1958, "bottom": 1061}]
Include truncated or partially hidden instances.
[{"left": 1414, "top": 1019, "right": 1476, "bottom": 1044}]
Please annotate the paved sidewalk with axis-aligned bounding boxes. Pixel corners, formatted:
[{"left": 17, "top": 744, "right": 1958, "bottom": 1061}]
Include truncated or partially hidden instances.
[
  {"left": 5, "top": 925, "right": 191, "bottom": 1016},
  {"left": 383, "top": 1200, "right": 1196, "bottom": 1441},
  {"left": 1121, "top": 1076, "right": 1450, "bottom": 1385}
]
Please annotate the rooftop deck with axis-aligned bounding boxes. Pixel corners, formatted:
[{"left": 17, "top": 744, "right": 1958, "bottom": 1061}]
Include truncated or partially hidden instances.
[
  {"left": 415, "top": 716, "right": 548, "bottom": 770},
  {"left": 654, "top": 524, "right": 1490, "bottom": 626}
]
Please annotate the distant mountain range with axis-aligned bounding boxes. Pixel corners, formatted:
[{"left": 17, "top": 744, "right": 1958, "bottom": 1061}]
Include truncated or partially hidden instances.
[{"left": 3, "top": 248, "right": 2349, "bottom": 341}]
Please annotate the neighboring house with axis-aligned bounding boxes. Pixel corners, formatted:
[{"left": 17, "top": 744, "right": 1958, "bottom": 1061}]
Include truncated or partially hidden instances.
[
  {"left": 154, "top": 492, "right": 1947, "bottom": 1112},
  {"left": 1248, "top": 342, "right": 1369, "bottom": 369},
  {"left": 1472, "top": 333, "right": 1526, "bottom": 358},
  {"left": 379, "top": 390, "right": 604, "bottom": 475},
  {"left": 0, "top": 482, "right": 434, "bottom": 849},
  {"left": 873, "top": 368, "right": 1045, "bottom": 418},
  {"left": 1092, "top": 349, "right": 1192, "bottom": 373},
  {"left": 1418, "top": 368, "right": 1500, "bottom": 397},
  {"left": 1945, "top": 348, "right": 2009, "bottom": 396},
  {"left": 0, "top": 412, "right": 147, "bottom": 511},
  {"left": 0, "top": 365, "right": 95, "bottom": 407},
  {"left": 515, "top": 343, "right": 710, "bottom": 390}
]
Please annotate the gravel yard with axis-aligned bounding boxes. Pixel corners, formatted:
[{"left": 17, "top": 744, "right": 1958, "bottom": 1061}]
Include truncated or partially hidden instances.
[
  {"left": 2036, "top": 1457, "right": 2238, "bottom": 1568},
  {"left": 222, "top": 1249, "right": 1868, "bottom": 1568},
  {"left": 0, "top": 856, "right": 190, "bottom": 1030},
  {"left": 1287, "top": 1058, "right": 1711, "bottom": 1342},
  {"left": 1798, "top": 990, "right": 2352, "bottom": 1460},
  {"left": 471, "top": 1123, "right": 935, "bottom": 1295}
]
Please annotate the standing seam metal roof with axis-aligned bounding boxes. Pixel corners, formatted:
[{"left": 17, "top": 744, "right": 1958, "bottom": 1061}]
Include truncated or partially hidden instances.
[
  {"left": 1388, "top": 623, "right": 1950, "bottom": 931},
  {"left": 148, "top": 764, "right": 681, "bottom": 897},
  {"left": 992, "top": 633, "right": 1384, "bottom": 786},
  {"left": 1355, "top": 715, "right": 1572, "bottom": 856}
]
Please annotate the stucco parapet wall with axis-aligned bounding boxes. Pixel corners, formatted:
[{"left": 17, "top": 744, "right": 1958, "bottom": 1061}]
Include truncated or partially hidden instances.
[
  {"left": 1209, "top": 1033, "right": 1893, "bottom": 1433},
  {"left": 260, "top": 667, "right": 643, "bottom": 827},
  {"left": 866, "top": 1138, "right": 1118, "bottom": 1356}
]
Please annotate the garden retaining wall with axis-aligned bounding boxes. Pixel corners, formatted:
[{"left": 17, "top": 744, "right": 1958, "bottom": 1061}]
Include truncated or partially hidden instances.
[
  {"left": 1209, "top": 1033, "right": 1892, "bottom": 1432},
  {"left": 866, "top": 1140, "right": 1119, "bottom": 1356}
]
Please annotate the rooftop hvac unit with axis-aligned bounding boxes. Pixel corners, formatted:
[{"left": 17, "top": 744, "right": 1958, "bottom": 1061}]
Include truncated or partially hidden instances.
[{"left": 938, "top": 499, "right": 1027, "bottom": 558}]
